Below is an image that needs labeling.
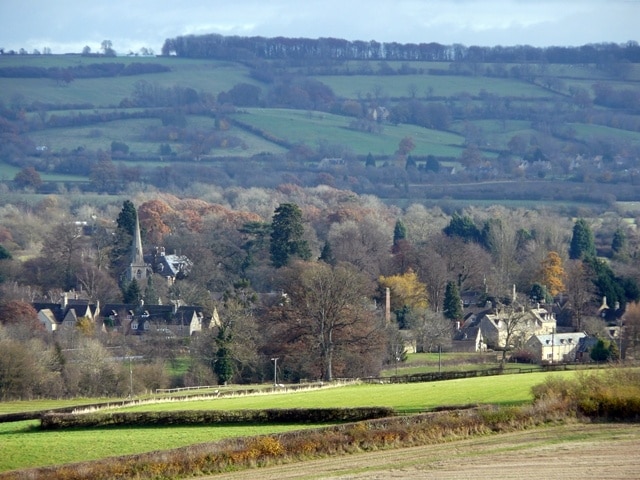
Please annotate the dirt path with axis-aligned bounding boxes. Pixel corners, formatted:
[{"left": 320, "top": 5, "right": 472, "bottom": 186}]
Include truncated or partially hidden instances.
[{"left": 202, "top": 423, "right": 640, "bottom": 479}]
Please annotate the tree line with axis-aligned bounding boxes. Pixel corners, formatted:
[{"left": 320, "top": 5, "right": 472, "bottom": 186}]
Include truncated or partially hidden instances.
[{"left": 162, "top": 33, "right": 640, "bottom": 65}]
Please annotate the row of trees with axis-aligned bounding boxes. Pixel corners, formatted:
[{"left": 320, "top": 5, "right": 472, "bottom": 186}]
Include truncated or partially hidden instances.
[{"left": 162, "top": 34, "right": 640, "bottom": 66}]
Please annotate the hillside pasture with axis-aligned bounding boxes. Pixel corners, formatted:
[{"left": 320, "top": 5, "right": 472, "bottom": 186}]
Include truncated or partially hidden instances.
[
  {"left": 0, "top": 56, "right": 254, "bottom": 107},
  {"left": 238, "top": 108, "right": 466, "bottom": 156},
  {"left": 313, "top": 73, "right": 560, "bottom": 99},
  {"left": 27, "top": 114, "right": 288, "bottom": 159}
]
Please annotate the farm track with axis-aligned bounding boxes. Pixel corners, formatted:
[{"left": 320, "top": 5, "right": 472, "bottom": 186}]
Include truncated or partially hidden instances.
[{"left": 203, "top": 423, "right": 640, "bottom": 479}]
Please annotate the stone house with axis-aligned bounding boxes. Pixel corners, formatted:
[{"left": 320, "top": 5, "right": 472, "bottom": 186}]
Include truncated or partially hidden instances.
[
  {"left": 525, "top": 332, "right": 587, "bottom": 364},
  {"left": 480, "top": 305, "right": 556, "bottom": 351},
  {"left": 34, "top": 293, "right": 99, "bottom": 333}
]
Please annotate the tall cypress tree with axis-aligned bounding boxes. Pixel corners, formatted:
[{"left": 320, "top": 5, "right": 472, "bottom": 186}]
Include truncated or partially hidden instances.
[
  {"left": 214, "top": 326, "right": 234, "bottom": 385},
  {"left": 393, "top": 219, "right": 407, "bottom": 247},
  {"left": 443, "top": 281, "right": 463, "bottom": 321},
  {"left": 270, "top": 203, "right": 311, "bottom": 268},
  {"left": 569, "top": 218, "right": 596, "bottom": 260},
  {"left": 116, "top": 200, "right": 137, "bottom": 236}
]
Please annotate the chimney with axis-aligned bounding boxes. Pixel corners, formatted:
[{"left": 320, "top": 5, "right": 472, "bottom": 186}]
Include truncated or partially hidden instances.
[{"left": 385, "top": 287, "right": 391, "bottom": 324}]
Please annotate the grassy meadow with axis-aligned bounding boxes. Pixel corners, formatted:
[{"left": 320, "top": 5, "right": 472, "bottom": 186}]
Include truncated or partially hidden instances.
[
  {"left": 0, "top": 370, "right": 580, "bottom": 472},
  {"left": 238, "top": 108, "right": 466, "bottom": 156}
]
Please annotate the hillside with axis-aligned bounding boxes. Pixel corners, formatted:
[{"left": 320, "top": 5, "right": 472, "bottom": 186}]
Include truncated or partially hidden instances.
[{"left": 1, "top": 36, "right": 640, "bottom": 205}]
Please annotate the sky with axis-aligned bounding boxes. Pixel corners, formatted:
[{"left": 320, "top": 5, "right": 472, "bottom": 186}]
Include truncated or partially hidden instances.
[{"left": 0, "top": 0, "right": 638, "bottom": 55}]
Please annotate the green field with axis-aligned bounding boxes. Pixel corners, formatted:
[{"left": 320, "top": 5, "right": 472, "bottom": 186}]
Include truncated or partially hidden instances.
[
  {"left": 0, "top": 370, "right": 580, "bottom": 472},
  {"left": 0, "top": 56, "right": 254, "bottom": 107},
  {"left": 237, "top": 108, "right": 466, "bottom": 156},
  {"left": 312, "top": 74, "right": 560, "bottom": 99}
]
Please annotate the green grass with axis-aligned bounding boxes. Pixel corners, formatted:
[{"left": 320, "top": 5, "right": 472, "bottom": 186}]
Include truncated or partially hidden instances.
[
  {"left": 313, "top": 73, "right": 558, "bottom": 99},
  {"left": 0, "top": 56, "right": 254, "bottom": 107},
  {"left": 0, "top": 369, "right": 584, "bottom": 472},
  {"left": 237, "top": 108, "right": 465, "bottom": 156},
  {"left": 118, "top": 370, "right": 578, "bottom": 414},
  {"left": 0, "top": 421, "right": 319, "bottom": 472}
]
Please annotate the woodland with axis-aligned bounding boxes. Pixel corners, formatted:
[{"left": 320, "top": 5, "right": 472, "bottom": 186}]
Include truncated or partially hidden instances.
[{"left": 1, "top": 35, "right": 640, "bottom": 399}]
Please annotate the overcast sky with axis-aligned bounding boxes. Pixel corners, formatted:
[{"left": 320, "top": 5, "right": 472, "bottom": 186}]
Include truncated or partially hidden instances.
[{"left": 0, "top": 0, "right": 638, "bottom": 54}]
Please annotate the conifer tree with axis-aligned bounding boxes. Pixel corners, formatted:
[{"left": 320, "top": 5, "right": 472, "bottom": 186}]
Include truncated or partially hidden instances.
[
  {"left": 393, "top": 219, "right": 407, "bottom": 247},
  {"left": 443, "top": 281, "right": 463, "bottom": 320},
  {"left": 569, "top": 218, "right": 596, "bottom": 260},
  {"left": 269, "top": 203, "right": 311, "bottom": 268}
]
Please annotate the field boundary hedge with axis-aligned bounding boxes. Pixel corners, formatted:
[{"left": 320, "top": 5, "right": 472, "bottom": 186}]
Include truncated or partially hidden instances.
[{"left": 40, "top": 407, "right": 396, "bottom": 430}]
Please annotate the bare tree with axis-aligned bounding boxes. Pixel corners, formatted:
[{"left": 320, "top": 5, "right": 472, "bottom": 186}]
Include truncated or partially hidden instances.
[
  {"left": 564, "top": 259, "right": 595, "bottom": 331},
  {"left": 491, "top": 303, "right": 531, "bottom": 367},
  {"left": 266, "top": 261, "right": 383, "bottom": 381},
  {"left": 409, "top": 309, "right": 452, "bottom": 353}
]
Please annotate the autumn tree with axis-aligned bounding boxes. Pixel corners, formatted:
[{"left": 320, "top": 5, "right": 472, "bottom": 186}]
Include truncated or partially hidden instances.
[
  {"left": 538, "top": 251, "right": 566, "bottom": 297},
  {"left": 138, "top": 199, "right": 173, "bottom": 245},
  {"left": 13, "top": 166, "right": 42, "bottom": 190},
  {"left": 266, "top": 262, "right": 383, "bottom": 381},
  {"left": 0, "top": 300, "right": 41, "bottom": 332},
  {"left": 270, "top": 203, "right": 311, "bottom": 268},
  {"left": 378, "top": 270, "right": 428, "bottom": 328}
]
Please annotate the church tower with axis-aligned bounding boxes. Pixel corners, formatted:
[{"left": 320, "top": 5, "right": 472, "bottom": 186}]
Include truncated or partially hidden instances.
[{"left": 125, "top": 210, "right": 150, "bottom": 283}]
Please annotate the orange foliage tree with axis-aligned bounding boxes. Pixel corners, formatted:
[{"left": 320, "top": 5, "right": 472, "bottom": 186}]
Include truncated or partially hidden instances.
[
  {"left": 138, "top": 200, "right": 173, "bottom": 245},
  {"left": 538, "top": 251, "right": 566, "bottom": 297}
]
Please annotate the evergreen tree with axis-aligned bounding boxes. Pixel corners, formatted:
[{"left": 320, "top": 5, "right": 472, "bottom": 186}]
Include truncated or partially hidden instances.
[
  {"left": 269, "top": 203, "right": 311, "bottom": 268},
  {"left": 443, "top": 281, "right": 463, "bottom": 320},
  {"left": 529, "top": 283, "right": 552, "bottom": 303},
  {"left": 111, "top": 200, "right": 138, "bottom": 276},
  {"left": 214, "top": 326, "right": 234, "bottom": 385},
  {"left": 319, "top": 240, "right": 336, "bottom": 265},
  {"left": 116, "top": 200, "right": 137, "bottom": 236},
  {"left": 393, "top": 219, "right": 407, "bottom": 247},
  {"left": 425, "top": 155, "right": 440, "bottom": 173},
  {"left": 0, "top": 244, "right": 12, "bottom": 261},
  {"left": 590, "top": 338, "right": 612, "bottom": 362},
  {"left": 365, "top": 152, "right": 375, "bottom": 167},
  {"left": 612, "top": 227, "right": 627, "bottom": 258},
  {"left": 144, "top": 276, "right": 159, "bottom": 305},
  {"left": 122, "top": 279, "right": 142, "bottom": 304},
  {"left": 569, "top": 218, "right": 596, "bottom": 260},
  {"left": 443, "top": 213, "right": 482, "bottom": 244}
]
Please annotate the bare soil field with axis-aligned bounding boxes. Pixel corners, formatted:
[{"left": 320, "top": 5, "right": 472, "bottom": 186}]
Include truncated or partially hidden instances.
[{"left": 205, "top": 423, "right": 640, "bottom": 480}]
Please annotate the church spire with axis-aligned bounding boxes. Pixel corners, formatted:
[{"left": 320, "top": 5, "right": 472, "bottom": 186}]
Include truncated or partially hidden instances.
[
  {"left": 132, "top": 211, "right": 145, "bottom": 265},
  {"left": 125, "top": 206, "right": 149, "bottom": 283}
]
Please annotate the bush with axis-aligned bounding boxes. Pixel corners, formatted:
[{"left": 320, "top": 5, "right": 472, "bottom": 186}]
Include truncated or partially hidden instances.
[{"left": 531, "top": 368, "right": 640, "bottom": 421}]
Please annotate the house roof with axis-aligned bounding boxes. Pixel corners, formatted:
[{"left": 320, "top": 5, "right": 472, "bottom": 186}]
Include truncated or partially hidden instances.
[{"left": 528, "top": 332, "right": 586, "bottom": 347}]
